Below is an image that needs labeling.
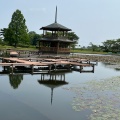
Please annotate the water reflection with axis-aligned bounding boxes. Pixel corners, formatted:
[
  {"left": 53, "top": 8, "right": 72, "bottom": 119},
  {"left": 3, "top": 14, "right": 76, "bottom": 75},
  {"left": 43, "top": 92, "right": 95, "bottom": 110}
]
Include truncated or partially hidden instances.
[
  {"left": 38, "top": 73, "right": 68, "bottom": 104},
  {"left": 9, "top": 74, "right": 23, "bottom": 89},
  {"left": 101, "top": 62, "right": 120, "bottom": 71}
]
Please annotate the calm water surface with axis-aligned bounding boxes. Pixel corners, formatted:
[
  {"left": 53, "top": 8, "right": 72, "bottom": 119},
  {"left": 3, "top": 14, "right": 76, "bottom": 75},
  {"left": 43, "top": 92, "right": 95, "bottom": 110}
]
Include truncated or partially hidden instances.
[{"left": 0, "top": 62, "right": 120, "bottom": 120}]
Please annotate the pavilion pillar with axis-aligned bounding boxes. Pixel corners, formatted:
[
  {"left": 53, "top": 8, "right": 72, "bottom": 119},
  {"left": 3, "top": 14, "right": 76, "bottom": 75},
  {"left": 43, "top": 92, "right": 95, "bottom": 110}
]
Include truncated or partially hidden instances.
[
  {"left": 66, "top": 31, "right": 68, "bottom": 37},
  {"left": 63, "top": 31, "right": 64, "bottom": 36},
  {"left": 39, "top": 41, "right": 40, "bottom": 52},
  {"left": 57, "top": 30, "right": 59, "bottom": 38},
  {"left": 52, "top": 31, "right": 53, "bottom": 37},
  {"left": 57, "top": 42, "right": 59, "bottom": 55},
  {"left": 43, "top": 30, "right": 44, "bottom": 36}
]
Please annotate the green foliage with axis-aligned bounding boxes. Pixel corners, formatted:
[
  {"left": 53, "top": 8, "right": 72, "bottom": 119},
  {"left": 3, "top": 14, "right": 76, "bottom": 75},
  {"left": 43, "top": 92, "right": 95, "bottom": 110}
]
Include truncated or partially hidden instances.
[
  {"left": 29, "top": 31, "right": 41, "bottom": 45},
  {"left": 4, "top": 9, "right": 29, "bottom": 47},
  {"left": 102, "top": 39, "right": 120, "bottom": 52},
  {"left": 0, "top": 38, "right": 2, "bottom": 44},
  {"left": 89, "top": 42, "right": 100, "bottom": 51},
  {"left": 67, "top": 32, "right": 79, "bottom": 42},
  {"left": 0, "top": 28, "right": 7, "bottom": 36},
  {"left": 68, "top": 32, "right": 79, "bottom": 48}
]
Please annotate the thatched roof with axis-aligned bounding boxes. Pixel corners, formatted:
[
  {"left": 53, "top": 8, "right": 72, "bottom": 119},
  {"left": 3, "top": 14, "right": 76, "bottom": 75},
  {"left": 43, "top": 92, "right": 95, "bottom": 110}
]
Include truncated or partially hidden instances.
[
  {"left": 40, "top": 22, "right": 71, "bottom": 31},
  {"left": 40, "top": 6, "right": 71, "bottom": 31}
]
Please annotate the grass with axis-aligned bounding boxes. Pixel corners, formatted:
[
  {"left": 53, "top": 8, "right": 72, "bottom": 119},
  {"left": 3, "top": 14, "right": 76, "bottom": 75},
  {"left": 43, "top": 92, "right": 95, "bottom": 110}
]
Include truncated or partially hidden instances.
[
  {"left": 0, "top": 45, "right": 110, "bottom": 54},
  {"left": 71, "top": 49, "right": 107, "bottom": 54},
  {"left": 0, "top": 45, "right": 37, "bottom": 51}
]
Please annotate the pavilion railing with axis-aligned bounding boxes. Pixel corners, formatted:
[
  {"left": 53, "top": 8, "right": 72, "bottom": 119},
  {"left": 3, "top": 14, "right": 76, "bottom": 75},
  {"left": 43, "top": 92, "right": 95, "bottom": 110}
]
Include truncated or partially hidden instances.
[
  {"left": 39, "top": 47, "right": 70, "bottom": 52},
  {"left": 42, "top": 35, "right": 68, "bottom": 40}
]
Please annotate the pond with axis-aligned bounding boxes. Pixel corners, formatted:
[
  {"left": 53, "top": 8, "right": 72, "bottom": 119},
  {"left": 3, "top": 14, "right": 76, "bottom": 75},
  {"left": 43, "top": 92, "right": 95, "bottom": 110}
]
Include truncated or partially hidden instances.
[{"left": 0, "top": 62, "right": 120, "bottom": 120}]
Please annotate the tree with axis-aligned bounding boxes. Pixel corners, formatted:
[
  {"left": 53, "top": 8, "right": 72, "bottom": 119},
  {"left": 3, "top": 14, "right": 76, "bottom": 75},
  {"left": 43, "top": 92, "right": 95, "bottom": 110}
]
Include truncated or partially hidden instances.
[
  {"left": 0, "top": 28, "right": 5, "bottom": 36},
  {"left": 115, "top": 39, "right": 120, "bottom": 52},
  {"left": 4, "top": 9, "right": 29, "bottom": 47},
  {"left": 67, "top": 32, "right": 79, "bottom": 42},
  {"left": 67, "top": 32, "right": 79, "bottom": 49},
  {"left": 102, "top": 40, "right": 116, "bottom": 52},
  {"left": 0, "top": 38, "right": 2, "bottom": 44},
  {"left": 4, "top": 28, "right": 14, "bottom": 45},
  {"left": 89, "top": 42, "right": 99, "bottom": 51},
  {"left": 29, "top": 31, "right": 41, "bottom": 45}
]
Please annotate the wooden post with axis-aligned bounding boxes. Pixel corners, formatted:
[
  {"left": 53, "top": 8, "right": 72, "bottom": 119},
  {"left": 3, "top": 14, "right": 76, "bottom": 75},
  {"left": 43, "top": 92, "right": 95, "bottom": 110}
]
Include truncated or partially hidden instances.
[
  {"left": 2, "top": 58, "right": 4, "bottom": 63},
  {"left": 55, "top": 74, "right": 56, "bottom": 83},
  {"left": 69, "top": 64, "right": 71, "bottom": 70},
  {"left": 50, "top": 74, "right": 51, "bottom": 80},
  {"left": 43, "top": 74, "right": 44, "bottom": 80},
  {"left": 92, "top": 65, "right": 95, "bottom": 73},
  {"left": 11, "top": 64, "right": 14, "bottom": 73},
  {"left": 31, "top": 64, "right": 34, "bottom": 74},
  {"left": 80, "top": 65, "right": 82, "bottom": 73},
  {"left": 4, "top": 66, "right": 5, "bottom": 71},
  {"left": 52, "top": 74, "right": 54, "bottom": 81},
  {"left": 49, "top": 65, "right": 51, "bottom": 73},
  {"left": 87, "top": 60, "right": 90, "bottom": 64},
  {"left": 61, "top": 74, "right": 62, "bottom": 81},
  {"left": 41, "top": 74, "right": 43, "bottom": 81},
  {"left": 96, "top": 61, "right": 98, "bottom": 66},
  {"left": 63, "top": 74, "right": 65, "bottom": 81},
  {"left": 54, "top": 64, "right": 56, "bottom": 72}
]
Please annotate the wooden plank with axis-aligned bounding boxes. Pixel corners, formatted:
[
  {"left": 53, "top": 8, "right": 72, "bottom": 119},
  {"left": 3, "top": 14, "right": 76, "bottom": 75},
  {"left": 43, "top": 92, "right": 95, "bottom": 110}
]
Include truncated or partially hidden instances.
[{"left": 1, "top": 57, "right": 95, "bottom": 73}]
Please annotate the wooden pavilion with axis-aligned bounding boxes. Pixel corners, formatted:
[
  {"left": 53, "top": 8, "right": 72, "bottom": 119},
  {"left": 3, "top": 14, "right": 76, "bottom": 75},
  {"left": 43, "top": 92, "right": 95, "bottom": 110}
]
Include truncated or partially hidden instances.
[{"left": 38, "top": 7, "right": 74, "bottom": 55}]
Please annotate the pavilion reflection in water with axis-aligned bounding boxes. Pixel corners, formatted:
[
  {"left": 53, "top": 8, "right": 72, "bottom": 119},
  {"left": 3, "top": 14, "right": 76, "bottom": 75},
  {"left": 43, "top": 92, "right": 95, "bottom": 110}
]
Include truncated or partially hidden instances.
[{"left": 38, "top": 73, "right": 68, "bottom": 105}]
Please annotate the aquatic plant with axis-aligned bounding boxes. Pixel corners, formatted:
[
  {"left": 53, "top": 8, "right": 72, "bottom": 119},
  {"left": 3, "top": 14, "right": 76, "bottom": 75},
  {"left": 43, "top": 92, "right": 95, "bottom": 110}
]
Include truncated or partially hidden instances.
[{"left": 64, "top": 76, "right": 120, "bottom": 120}]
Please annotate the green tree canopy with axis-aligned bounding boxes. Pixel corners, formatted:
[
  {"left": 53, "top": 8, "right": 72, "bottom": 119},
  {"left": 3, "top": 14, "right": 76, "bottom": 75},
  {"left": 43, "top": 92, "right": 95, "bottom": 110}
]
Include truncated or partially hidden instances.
[
  {"left": 89, "top": 42, "right": 99, "bottom": 51},
  {"left": 67, "top": 32, "right": 79, "bottom": 42},
  {"left": 101, "top": 39, "right": 120, "bottom": 52},
  {"left": 4, "top": 9, "right": 29, "bottom": 47},
  {"left": 29, "top": 31, "right": 41, "bottom": 45},
  {"left": 67, "top": 32, "right": 79, "bottom": 48}
]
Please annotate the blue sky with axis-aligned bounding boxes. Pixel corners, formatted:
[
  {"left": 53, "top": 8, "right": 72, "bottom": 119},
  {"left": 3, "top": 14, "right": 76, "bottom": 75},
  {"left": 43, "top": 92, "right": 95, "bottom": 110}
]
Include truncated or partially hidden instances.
[{"left": 1, "top": 0, "right": 120, "bottom": 46}]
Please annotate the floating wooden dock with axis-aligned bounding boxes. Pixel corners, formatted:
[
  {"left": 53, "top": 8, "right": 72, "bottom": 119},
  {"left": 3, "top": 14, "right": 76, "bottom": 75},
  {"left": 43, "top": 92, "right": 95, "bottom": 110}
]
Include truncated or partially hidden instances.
[{"left": 0, "top": 57, "right": 96, "bottom": 74}]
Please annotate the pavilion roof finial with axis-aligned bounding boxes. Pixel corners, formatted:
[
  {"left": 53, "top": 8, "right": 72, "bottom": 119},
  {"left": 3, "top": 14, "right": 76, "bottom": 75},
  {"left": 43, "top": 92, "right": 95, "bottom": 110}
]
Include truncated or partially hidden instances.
[{"left": 55, "top": 6, "right": 57, "bottom": 23}]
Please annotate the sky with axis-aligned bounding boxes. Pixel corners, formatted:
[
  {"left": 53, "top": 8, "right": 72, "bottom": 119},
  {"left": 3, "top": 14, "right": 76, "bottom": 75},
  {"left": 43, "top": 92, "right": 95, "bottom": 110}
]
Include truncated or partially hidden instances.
[{"left": 1, "top": 0, "right": 120, "bottom": 47}]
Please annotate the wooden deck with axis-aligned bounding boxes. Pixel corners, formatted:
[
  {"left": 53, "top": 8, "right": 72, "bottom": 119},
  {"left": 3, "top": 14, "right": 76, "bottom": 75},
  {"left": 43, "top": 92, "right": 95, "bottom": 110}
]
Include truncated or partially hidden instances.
[{"left": 0, "top": 57, "right": 96, "bottom": 73}]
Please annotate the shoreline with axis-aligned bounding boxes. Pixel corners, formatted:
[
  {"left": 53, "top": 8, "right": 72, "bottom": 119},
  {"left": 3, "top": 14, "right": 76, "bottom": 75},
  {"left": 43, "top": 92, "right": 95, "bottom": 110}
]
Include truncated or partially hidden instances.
[{"left": 72, "top": 54, "right": 120, "bottom": 63}]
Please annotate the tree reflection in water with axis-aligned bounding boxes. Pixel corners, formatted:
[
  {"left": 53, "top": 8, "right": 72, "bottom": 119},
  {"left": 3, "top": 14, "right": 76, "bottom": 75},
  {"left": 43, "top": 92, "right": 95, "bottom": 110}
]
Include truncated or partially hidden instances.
[{"left": 9, "top": 74, "right": 23, "bottom": 89}]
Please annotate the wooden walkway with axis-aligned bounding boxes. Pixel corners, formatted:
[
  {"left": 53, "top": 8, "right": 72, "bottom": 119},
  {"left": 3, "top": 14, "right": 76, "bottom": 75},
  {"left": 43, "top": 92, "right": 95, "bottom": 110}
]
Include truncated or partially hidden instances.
[{"left": 0, "top": 57, "right": 96, "bottom": 73}]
